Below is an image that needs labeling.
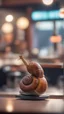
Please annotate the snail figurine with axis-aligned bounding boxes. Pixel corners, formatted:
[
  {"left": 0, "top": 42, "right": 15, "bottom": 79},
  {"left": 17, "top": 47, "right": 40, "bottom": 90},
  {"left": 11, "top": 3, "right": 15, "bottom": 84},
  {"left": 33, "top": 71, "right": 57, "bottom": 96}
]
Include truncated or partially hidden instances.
[{"left": 19, "top": 56, "right": 48, "bottom": 96}]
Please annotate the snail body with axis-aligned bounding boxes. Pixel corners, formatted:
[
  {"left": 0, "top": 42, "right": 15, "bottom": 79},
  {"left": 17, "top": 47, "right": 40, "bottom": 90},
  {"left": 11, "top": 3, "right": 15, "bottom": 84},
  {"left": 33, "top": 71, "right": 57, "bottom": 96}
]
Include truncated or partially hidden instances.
[
  {"left": 19, "top": 56, "right": 48, "bottom": 95},
  {"left": 27, "top": 62, "right": 44, "bottom": 78},
  {"left": 20, "top": 56, "right": 44, "bottom": 78}
]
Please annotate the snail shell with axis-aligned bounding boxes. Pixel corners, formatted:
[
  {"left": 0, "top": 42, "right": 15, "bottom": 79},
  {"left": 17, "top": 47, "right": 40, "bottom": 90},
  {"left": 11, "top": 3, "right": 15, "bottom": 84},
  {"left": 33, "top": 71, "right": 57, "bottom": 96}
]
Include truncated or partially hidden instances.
[
  {"left": 19, "top": 75, "right": 39, "bottom": 92},
  {"left": 35, "top": 76, "right": 48, "bottom": 95},
  {"left": 27, "top": 62, "right": 44, "bottom": 78},
  {"left": 20, "top": 75, "right": 48, "bottom": 95}
]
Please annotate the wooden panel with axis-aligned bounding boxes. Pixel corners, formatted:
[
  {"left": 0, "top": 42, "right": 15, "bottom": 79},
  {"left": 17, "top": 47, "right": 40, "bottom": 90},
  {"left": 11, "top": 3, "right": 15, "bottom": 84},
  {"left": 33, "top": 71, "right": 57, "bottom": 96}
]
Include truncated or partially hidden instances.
[
  {"left": 0, "top": 96, "right": 63, "bottom": 113},
  {"left": 2, "top": 0, "right": 64, "bottom": 7},
  {"left": 2, "top": 0, "right": 42, "bottom": 6}
]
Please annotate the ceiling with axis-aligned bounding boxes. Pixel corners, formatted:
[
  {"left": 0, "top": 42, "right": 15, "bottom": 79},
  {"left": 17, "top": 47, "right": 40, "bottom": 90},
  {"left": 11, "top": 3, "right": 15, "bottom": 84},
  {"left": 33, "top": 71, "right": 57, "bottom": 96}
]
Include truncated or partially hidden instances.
[{"left": 1, "top": 0, "right": 64, "bottom": 8}]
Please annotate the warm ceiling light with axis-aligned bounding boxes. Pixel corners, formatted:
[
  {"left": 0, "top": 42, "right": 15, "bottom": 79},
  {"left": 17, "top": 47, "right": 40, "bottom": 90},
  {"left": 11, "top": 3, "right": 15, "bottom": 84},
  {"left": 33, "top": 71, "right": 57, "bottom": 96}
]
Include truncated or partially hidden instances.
[
  {"left": 50, "top": 35, "right": 62, "bottom": 43},
  {"left": 42, "top": 0, "right": 54, "bottom": 5},
  {"left": 1, "top": 23, "right": 13, "bottom": 33},
  {"left": 16, "top": 17, "right": 29, "bottom": 30},
  {"left": 59, "top": 8, "right": 64, "bottom": 18},
  {"left": 5, "top": 15, "right": 13, "bottom": 22}
]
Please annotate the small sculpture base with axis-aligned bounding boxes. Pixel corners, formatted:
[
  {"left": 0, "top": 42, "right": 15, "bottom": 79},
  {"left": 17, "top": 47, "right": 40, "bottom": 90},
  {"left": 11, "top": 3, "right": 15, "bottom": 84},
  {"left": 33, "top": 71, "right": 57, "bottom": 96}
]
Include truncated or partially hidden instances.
[{"left": 16, "top": 92, "right": 49, "bottom": 100}]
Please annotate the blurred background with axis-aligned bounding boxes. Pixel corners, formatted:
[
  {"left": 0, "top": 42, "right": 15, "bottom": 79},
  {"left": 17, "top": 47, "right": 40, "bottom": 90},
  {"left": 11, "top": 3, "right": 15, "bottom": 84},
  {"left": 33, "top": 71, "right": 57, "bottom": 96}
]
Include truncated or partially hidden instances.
[{"left": 0, "top": 0, "right": 64, "bottom": 95}]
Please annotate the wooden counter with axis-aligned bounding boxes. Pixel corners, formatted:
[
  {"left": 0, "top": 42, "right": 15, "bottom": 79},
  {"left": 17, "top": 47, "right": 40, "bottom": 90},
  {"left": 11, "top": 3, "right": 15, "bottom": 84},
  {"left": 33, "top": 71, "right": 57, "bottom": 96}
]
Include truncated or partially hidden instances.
[
  {"left": 0, "top": 87, "right": 64, "bottom": 113},
  {"left": 0, "top": 96, "right": 64, "bottom": 113},
  {"left": 41, "top": 63, "right": 63, "bottom": 68}
]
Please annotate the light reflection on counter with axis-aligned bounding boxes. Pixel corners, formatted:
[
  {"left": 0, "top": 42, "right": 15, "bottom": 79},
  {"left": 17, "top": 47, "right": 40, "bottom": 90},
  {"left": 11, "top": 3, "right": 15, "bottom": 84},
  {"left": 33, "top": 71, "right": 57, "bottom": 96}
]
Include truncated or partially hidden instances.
[{"left": 6, "top": 100, "right": 14, "bottom": 112}]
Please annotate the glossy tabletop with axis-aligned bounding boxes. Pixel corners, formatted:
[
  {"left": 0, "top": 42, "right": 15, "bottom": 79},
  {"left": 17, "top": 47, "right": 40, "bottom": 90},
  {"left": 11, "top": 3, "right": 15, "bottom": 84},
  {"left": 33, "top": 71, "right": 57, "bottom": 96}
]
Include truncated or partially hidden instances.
[{"left": 0, "top": 95, "right": 64, "bottom": 113}]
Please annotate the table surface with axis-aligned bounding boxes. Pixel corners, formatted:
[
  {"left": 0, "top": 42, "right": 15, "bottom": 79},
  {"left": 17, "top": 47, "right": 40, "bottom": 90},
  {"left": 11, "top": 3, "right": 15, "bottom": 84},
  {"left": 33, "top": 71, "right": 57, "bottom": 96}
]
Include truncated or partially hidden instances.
[
  {"left": 0, "top": 90, "right": 64, "bottom": 114},
  {"left": 0, "top": 95, "right": 64, "bottom": 113},
  {"left": 0, "top": 87, "right": 64, "bottom": 113}
]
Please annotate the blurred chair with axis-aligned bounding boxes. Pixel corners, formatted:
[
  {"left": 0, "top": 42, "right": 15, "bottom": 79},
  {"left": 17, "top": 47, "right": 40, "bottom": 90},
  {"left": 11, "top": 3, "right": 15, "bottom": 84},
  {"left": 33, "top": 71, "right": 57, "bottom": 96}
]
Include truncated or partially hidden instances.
[
  {"left": 0, "top": 66, "right": 10, "bottom": 89},
  {"left": 43, "top": 68, "right": 63, "bottom": 86}
]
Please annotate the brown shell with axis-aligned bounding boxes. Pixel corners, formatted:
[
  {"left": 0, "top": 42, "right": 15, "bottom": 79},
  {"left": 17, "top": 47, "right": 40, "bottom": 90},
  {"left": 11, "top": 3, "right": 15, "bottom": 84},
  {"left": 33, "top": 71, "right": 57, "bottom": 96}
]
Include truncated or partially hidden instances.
[
  {"left": 35, "top": 77, "right": 48, "bottom": 95},
  {"left": 19, "top": 75, "right": 39, "bottom": 92}
]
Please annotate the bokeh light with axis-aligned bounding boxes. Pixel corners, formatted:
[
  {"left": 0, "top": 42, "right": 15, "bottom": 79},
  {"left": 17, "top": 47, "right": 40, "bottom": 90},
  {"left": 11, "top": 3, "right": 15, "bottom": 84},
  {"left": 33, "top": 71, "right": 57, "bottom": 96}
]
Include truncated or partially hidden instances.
[
  {"left": 42, "top": 0, "right": 54, "bottom": 5},
  {"left": 50, "top": 35, "right": 62, "bottom": 43},
  {"left": 59, "top": 8, "right": 64, "bottom": 18},
  {"left": 1, "top": 23, "right": 13, "bottom": 33},
  {"left": 16, "top": 17, "right": 29, "bottom": 30},
  {"left": 5, "top": 15, "right": 13, "bottom": 22},
  {"left": 32, "top": 48, "right": 39, "bottom": 55}
]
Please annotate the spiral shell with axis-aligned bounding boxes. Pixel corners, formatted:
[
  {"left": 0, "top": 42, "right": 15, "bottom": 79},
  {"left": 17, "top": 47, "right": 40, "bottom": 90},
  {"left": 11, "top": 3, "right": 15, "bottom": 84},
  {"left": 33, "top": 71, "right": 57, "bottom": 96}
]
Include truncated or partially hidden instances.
[
  {"left": 19, "top": 75, "right": 48, "bottom": 95},
  {"left": 20, "top": 75, "right": 39, "bottom": 92}
]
